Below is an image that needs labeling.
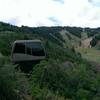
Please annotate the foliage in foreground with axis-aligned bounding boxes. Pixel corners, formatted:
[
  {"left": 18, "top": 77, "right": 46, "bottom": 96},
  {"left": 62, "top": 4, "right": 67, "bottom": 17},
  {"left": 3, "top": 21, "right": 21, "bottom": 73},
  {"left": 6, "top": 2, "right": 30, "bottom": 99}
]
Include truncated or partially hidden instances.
[
  {"left": 0, "top": 56, "right": 30, "bottom": 100},
  {"left": 30, "top": 60, "right": 100, "bottom": 100}
]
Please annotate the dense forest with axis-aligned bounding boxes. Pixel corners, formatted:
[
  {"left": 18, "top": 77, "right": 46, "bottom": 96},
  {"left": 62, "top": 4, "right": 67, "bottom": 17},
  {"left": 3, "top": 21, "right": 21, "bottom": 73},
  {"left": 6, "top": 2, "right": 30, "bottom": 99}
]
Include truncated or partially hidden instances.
[
  {"left": 0, "top": 21, "right": 100, "bottom": 37},
  {"left": 0, "top": 22, "right": 100, "bottom": 100},
  {"left": 90, "top": 34, "right": 100, "bottom": 48}
]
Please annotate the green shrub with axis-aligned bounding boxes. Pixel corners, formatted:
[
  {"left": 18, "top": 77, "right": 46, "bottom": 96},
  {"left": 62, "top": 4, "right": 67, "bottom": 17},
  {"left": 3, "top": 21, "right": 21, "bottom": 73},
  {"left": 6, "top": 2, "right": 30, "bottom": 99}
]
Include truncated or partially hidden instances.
[
  {"left": 30, "top": 60, "right": 100, "bottom": 100},
  {"left": 0, "top": 57, "right": 30, "bottom": 100}
]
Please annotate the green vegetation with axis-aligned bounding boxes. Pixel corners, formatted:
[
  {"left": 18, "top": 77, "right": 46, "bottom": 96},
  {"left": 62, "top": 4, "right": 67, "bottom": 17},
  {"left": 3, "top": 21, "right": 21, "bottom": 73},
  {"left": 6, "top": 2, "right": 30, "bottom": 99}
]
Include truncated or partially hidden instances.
[
  {"left": 0, "top": 56, "right": 30, "bottom": 100},
  {"left": 30, "top": 60, "right": 100, "bottom": 100},
  {"left": 90, "top": 34, "right": 100, "bottom": 48},
  {"left": 60, "top": 30, "right": 80, "bottom": 48},
  {"left": 76, "top": 48, "right": 100, "bottom": 63},
  {"left": 0, "top": 22, "right": 100, "bottom": 100}
]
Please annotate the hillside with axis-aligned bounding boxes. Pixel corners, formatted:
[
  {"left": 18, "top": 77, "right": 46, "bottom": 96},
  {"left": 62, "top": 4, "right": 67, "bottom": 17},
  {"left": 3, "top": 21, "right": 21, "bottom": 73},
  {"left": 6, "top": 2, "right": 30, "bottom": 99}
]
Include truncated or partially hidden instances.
[
  {"left": 76, "top": 47, "right": 100, "bottom": 63},
  {"left": 60, "top": 29, "right": 80, "bottom": 48},
  {"left": 81, "top": 37, "right": 92, "bottom": 48},
  {"left": 75, "top": 30, "right": 100, "bottom": 64},
  {"left": 0, "top": 22, "right": 100, "bottom": 100}
]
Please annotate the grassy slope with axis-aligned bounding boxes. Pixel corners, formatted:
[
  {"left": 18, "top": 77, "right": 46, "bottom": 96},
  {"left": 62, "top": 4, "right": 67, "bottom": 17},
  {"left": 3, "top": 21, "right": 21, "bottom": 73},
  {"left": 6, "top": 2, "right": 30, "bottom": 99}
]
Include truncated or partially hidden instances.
[
  {"left": 76, "top": 47, "right": 100, "bottom": 63},
  {"left": 76, "top": 31, "right": 100, "bottom": 63},
  {"left": 60, "top": 30, "right": 80, "bottom": 48}
]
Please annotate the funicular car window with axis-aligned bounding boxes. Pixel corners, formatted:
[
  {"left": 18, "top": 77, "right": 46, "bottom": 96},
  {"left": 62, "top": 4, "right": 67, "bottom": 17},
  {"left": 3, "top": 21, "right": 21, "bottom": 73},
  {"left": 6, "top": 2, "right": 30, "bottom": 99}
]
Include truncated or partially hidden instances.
[
  {"left": 14, "top": 43, "right": 25, "bottom": 53},
  {"left": 31, "top": 42, "right": 45, "bottom": 56},
  {"left": 25, "top": 42, "right": 45, "bottom": 56}
]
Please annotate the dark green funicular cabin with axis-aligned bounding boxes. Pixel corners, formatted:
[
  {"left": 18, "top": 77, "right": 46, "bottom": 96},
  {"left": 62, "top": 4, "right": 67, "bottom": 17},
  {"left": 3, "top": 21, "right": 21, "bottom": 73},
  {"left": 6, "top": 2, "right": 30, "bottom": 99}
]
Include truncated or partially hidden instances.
[{"left": 11, "top": 40, "right": 46, "bottom": 72}]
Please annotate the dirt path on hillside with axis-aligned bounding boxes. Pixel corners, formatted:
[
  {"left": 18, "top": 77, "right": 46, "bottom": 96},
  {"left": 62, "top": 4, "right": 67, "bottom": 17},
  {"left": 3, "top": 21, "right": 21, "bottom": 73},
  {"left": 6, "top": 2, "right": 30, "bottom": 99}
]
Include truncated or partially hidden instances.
[{"left": 81, "top": 37, "right": 92, "bottom": 48}]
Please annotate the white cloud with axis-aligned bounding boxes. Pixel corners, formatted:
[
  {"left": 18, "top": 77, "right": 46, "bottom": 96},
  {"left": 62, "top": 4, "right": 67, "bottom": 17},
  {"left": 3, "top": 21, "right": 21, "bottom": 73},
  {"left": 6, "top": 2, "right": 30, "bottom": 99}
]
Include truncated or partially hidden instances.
[
  {"left": 0, "top": 0, "right": 100, "bottom": 27},
  {"left": 88, "top": 0, "right": 100, "bottom": 6}
]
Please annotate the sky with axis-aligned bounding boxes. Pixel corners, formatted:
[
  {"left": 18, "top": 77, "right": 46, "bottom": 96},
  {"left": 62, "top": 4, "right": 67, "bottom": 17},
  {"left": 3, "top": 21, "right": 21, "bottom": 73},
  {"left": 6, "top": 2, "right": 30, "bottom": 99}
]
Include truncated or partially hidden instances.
[{"left": 0, "top": 0, "right": 100, "bottom": 28}]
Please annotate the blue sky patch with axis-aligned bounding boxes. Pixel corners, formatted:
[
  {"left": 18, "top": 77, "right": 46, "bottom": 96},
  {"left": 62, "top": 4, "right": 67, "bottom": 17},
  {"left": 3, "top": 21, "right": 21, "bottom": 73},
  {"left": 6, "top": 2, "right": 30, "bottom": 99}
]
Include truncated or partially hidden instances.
[
  {"left": 52, "top": 0, "right": 65, "bottom": 4},
  {"left": 88, "top": 0, "right": 100, "bottom": 7},
  {"left": 49, "top": 17, "right": 62, "bottom": 26}
]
